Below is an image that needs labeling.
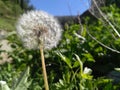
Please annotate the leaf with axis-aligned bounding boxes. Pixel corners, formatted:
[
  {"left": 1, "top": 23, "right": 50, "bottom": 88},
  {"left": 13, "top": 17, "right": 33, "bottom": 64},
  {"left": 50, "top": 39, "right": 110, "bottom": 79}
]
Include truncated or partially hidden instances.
[
  {"left": 103, "top": 83, "right": 113, "bottom": 90},
  {"left": 12, "top": 67, "right": 32, "bottom": 90},
  {"left": 74, "top": 54, "right": 83, "bottom": 74},
  {"left": 57, "top": 52, "right": 72, "bottom": 69},
  {"left": 114, "top": 38, "right": 120, "bottom": 45},
  {"left": 82, "top": 53, "right": 95, "bottom": 62},
  {"left": 72, "top": 61, "right": 80, "bottom": 68},
  {"left": 81, "top": 73, "right": 93, "bottom": 80}
]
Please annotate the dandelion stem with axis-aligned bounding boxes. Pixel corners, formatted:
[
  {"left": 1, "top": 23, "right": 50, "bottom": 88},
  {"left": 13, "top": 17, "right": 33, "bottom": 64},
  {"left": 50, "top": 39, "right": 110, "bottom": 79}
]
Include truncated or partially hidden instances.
[{"left": 40, "top": 46, "right": 49, "bottom": 90}]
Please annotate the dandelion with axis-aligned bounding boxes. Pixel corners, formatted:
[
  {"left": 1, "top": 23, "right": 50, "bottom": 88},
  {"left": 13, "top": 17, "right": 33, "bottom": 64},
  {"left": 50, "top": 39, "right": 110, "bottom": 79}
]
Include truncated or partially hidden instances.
[
  {"left": 16, "top": 10, "right": 62, "bottom": 90},
  {"left": 16, "top": 10, "right": 62, "bottom": 50}
]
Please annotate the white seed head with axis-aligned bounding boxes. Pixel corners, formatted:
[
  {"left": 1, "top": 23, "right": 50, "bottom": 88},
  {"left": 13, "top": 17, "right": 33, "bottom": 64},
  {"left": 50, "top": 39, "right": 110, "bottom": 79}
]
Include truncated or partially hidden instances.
[{"left": 16, "top": 10, "right": 62, "bottom": 50}]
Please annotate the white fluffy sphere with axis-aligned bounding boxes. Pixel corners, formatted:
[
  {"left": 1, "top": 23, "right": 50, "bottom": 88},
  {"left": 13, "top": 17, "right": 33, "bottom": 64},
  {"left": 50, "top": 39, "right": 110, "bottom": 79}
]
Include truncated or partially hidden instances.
[{"left": 16, "top": 10, "right": 62, "bottom": 50}]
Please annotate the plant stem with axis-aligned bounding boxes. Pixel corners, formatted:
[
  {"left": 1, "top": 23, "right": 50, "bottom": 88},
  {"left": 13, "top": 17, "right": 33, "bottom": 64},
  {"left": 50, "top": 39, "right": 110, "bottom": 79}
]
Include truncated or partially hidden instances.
[{"left": 40, "top": 46, "right": 49, "bottom": 90}]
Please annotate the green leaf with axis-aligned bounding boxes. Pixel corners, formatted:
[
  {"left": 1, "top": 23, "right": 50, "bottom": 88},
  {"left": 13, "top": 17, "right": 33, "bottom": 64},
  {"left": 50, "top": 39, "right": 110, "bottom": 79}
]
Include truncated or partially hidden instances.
[
  {"left": 57, "top": 52, "right": 72, "bottom": 69},
  {"left": 82, "top": 53, "right": 95, "bottom": 62},
  {"left": 114, "top": 38, "right": 120, "bottom": 45},
  {"left": 12, "top": 67, "right": 31, "bottom": 90},
  {"left": 81, "top": 73, "right": 93, "bottom": 80},
  {"left": 74, "top": 54, "right": 83, "bottom": 74},
  {"left": 103, "top": 83, "right": 113, "bottom": 90},
  {"left": 72, "top": 61, "right": 80, "bottom": 68}
]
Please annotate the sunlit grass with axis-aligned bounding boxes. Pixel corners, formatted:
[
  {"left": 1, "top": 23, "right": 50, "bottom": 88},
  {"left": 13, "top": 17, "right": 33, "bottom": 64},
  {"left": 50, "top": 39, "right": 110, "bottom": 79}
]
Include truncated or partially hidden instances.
[{"left": 0, "top": 18, "right": 16, "bottom": 31}]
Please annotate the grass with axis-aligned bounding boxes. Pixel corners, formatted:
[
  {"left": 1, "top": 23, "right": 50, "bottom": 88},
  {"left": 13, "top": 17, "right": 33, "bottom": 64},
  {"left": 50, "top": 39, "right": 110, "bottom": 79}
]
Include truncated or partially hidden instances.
[
  {"left": 0, "top": 18, "right": 16, "bottom": 31},
  {"left": 0, "top": 0, "right": 22, "bottom": 31}
]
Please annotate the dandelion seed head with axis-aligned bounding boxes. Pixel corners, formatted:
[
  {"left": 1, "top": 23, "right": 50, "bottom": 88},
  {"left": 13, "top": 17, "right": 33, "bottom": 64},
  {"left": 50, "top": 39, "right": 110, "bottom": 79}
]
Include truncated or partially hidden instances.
[{"left": 16, "top": 10, "right": 62, "bottom": 50}]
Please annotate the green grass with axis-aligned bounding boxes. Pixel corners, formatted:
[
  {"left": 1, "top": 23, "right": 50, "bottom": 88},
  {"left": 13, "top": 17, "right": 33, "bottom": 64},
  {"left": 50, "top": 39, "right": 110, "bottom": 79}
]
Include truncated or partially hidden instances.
[
  {"left": 0, "top": 18, "right": 16, "bottom": 31},
  {"left": 0, "top": 0, "right": 22, "bottom": 31}
]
